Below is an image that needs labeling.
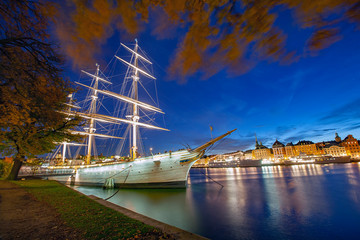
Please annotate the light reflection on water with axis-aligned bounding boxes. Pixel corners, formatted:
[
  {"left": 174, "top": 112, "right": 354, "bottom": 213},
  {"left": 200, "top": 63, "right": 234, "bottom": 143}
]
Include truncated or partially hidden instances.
[{"left": 72, "top": 163, "right": 360, "bottom": 240}]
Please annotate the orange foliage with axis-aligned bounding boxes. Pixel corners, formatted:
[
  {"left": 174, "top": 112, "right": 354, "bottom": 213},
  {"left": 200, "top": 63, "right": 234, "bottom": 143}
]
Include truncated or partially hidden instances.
[
  {"left": 0, "top": 0, "right": 83, "bottom": 159},
  {"left": 51, "top": 0, "right": 359, "bottom": 81}
]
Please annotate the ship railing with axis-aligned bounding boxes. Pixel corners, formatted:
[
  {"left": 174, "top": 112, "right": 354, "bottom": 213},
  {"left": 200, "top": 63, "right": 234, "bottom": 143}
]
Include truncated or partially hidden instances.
[{"left": 18, "top": 166, "right": 74, "bottom": 177}]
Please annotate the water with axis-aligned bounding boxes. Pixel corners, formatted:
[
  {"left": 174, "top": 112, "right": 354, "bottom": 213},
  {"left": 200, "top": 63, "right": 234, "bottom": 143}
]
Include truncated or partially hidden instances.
[{"left": 72, "top": 163, "right": 360, "bottom": 239}]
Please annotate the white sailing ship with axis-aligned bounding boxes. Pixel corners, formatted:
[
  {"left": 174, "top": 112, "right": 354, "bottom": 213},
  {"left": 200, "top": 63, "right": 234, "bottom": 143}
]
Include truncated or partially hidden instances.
[{"left": 47, "top": 40, "right": 235, "bottom": 188}]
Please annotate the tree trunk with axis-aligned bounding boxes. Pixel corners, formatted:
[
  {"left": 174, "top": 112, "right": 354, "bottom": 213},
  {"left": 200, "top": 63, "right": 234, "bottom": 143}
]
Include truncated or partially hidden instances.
[{"left": 6, "top": 156, "right": 24, "bottom": 180}]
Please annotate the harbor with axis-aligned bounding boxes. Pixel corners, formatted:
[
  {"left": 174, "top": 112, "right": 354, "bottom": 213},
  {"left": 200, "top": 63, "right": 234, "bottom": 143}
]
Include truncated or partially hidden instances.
[
  {"left": 71, "top": 163, "right": 360, "bottom": 240},
  {"left": 3, "top": 162, "right": 360, "bottom": 239}
]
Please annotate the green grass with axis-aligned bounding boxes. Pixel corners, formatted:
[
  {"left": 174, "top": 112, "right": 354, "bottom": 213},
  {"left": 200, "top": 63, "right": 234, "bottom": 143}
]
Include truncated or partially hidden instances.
[{"left": 14, "top": 180, "right": 168, "bottom": 239}]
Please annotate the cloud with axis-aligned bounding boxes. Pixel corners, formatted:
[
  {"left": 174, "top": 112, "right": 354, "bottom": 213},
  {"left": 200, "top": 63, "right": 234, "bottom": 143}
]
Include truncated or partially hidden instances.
[
  {"left": 239, "top": 132, "right": 257, "bottom": 138},
  {"left": 319, "top": 98, "right": 360, "bottom": 123},
  {"left": 275, "top": 125, "right": 296, "bottom": 136},
  {"left": 207, "top": 137, "right": 254, "bottom": 154},
  {"left": 283, "top": 136, "right": 301, "bottom": 144},
  {"left": 282, "top": 126, "right": 331, "bottom": 141},
  {"left": 268, "top": 99, "right": 360, "bottom": 145},
  {"left": 187, "top": 135, "right": 254, "bottom": 154},
  {"left": 185, "top": 96, "right": 360, "bottom": 154},
  {"left": 258, "top": 123, "right": 337, "bottom": 146},
  {"left": 312, "top": 128, "right": 336, "bottom": 132},
  {"left": 343, "top": 123, "right": 360, "bottom": 131}
]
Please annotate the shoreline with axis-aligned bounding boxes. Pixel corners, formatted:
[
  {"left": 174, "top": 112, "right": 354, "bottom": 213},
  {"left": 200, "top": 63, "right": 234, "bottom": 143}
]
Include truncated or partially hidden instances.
[
  {"left": 67, "top": 185, "right": 208, "bottom": 240},
  {"left": 193, "top": 159, "right": 360, "bottom": 168},
  {"left": 0, "top": 179, "right": 208, "bottom": 240}
]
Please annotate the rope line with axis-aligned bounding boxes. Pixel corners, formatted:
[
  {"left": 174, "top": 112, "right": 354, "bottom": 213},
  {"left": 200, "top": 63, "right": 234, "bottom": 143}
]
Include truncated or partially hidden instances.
[
  {"left": 104, "top": 165, "right": 132, "bottom": 200},
  {"left": 200, "top": 169, "right": 224, "bottom": 188}
]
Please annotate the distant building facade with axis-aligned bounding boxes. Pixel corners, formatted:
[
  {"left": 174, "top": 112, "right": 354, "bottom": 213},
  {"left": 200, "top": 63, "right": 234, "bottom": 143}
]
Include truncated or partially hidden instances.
[
  {"left": 341, "top": 135, "right": 360, "bottom": 158},
  {"left": 323, "top": 144, "right": 347, "bottom": 156},
  {"left": 210, "top": 132, "right": 360, "bottom": 163},
  {"left": 253, "top": 137, "right": 273, "bottom": 160},
  {"left": 217, "top": 151, "right": 244, "bottom": 161},
  {"left": 285, "top": 142, "right": 296, "bottom": 158},
  {"left": 244, "top": 150, "right": 254, "bottom": 159},
  {"left": 272, "top": 140, "right": 286, "bottom": 160},
  {"left": 294, "top": 140, "right": 322, "bottom": 155},
  {"left": 319, "top": 133, "right": 346, "bottom": 156},
  {"left": 194, "top": 156, "right": 210, "bottom": 166}
]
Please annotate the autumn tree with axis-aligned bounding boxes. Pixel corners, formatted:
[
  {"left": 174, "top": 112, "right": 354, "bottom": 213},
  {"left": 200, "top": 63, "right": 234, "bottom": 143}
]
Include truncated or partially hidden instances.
[
  {"left": 53, "top": 0, "right": 360, "bottom": 82},
  {"left": 0, "top": 0, "right": 82, "bottom": 180}
]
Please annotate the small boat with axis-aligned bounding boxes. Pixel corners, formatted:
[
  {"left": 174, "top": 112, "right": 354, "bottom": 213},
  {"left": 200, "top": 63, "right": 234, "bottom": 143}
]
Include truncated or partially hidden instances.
[
  {"left": 208, "top": 159, "right": 262, "bottom": 168},
  {"left": 315, "top": 156, "right": 351, "bottom": 164},
  {"left": 238, "top": 159, "right": 262, "bottom": 167}
]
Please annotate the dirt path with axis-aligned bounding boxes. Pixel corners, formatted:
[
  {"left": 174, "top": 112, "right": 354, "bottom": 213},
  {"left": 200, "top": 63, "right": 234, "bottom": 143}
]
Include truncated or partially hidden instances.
[{"left": 0, "top": 180, "right": 82, "bottom": 240}]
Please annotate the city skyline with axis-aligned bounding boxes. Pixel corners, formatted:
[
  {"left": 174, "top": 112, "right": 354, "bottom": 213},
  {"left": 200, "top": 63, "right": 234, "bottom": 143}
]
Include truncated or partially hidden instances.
[{"left": 211, "top": 131, "right": 358, "bottom": 153}]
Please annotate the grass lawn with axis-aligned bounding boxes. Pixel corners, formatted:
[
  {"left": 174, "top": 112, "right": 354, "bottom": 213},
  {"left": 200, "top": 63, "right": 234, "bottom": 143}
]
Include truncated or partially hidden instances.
[{"left": 14, "top": 179, "right": 169, "bottom": 239}]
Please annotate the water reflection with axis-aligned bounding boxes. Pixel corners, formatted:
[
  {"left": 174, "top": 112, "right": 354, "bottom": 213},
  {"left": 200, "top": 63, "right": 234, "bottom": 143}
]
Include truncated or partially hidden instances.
[{"left": 73, "top": 163, "right": 360, "bottom": 240}]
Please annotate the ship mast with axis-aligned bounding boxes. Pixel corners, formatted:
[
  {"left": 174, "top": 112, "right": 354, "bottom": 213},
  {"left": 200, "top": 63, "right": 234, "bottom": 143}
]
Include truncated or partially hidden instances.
[
  {"left": 61, "top": 64, "right": 137, "bottom": 164},
  {"left": 113, "top": 40, "right": 169, "bottom": 160},
  {"left": 61, "top": 94, "right": 82, "bottom": 163},
  {"left": 131, "top": 39, "right": 140, "bottom": 160},
  {"left": 62, "top": 94, "right": 73, "bottom": 163},
  {"left": 86, "top": 64, "right": 100, "bottom": 165},
  {"left": 56, "top": 42, "right": 170, "bottom": 165},
  {"left": 62, "top": 42, "right": 168, "bottom": 163}
]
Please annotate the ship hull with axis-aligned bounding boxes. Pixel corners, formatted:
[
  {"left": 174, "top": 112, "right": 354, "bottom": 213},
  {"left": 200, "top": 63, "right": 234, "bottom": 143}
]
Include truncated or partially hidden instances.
[{"left": 47, "top": 150, "right": 202, "bottom": 188}]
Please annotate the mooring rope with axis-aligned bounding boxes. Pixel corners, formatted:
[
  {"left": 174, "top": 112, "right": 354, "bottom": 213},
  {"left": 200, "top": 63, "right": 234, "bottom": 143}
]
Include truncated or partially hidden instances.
[
  {"left": 96, "top": 164, "right": 132, "bottom": 184},
  {"left": 200, "top": 169, "right": 224, "bottom": 188},
  {"left": 104, "top": 165, "right": 132, "bottom": 201}
]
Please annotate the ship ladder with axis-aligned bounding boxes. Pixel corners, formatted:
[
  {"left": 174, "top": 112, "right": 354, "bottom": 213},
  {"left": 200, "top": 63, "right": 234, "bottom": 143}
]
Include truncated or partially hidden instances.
[
  {"left": 104, "top": 166, "right": 132, "bottom": 200},
  {"left": 103, "top": 178, "right": 115, "bottom": 189},
  {"left": 99, "top": 165, "right": 133, "bottom": 188}
]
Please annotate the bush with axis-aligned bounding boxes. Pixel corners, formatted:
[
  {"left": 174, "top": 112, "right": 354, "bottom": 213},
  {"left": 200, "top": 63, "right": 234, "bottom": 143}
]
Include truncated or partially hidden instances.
[{"left": 0, "top": 160, "right": 13, "bottom": 179}]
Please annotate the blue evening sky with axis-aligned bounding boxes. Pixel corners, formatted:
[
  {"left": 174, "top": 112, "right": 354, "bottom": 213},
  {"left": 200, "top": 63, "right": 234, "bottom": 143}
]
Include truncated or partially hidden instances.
[{"left": 63, "top": 14, "right": 360, "bottom": 156}]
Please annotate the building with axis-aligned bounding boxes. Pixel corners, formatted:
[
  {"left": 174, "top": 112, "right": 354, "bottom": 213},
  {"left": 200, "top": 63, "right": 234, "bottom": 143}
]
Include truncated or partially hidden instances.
[
  {"left": 217, "top": 151, "right": 244, "bottom": 161},
  {"left": 244, "top": 150, "right": 253, "bottom": 159},
  {"left": 341, "top": 134, "right": 360, "bottom": 158},
  {"left": 335, "top": 132, "right": 341, "bottom": 143},
  {"left": 253, "top": 144, "right": 272, "bottom": 160},
  {"left": 202, "top": 132, "right": 360, "bottom": 165},
  {"left": 193, "top": 156, "right": 210, "bottom": 167},
  {"left": 272, "top": 140, "right": 286, "bottom": 160},
  {"left": 285, "top": 142, "right": 296, "bottom": 158},
  {"left": 323, "top": 143, "right": 347, "bottom": 156},
  {"left": 294, "top": 140, "right": 322, "bottom": 155},
  {"left": 317, "top": 133, "right": 346, "bottom": 157},
  {"left": 253, "top": 137, "right": 273, "bottom": 160}
]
